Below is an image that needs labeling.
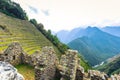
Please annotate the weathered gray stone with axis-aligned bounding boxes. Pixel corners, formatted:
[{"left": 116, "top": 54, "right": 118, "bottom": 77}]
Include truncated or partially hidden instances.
[
  {"left": 0, "top": 42, "right": 24, "bottom": 66},
  {"left": 111, "top": 74, "right": 120, "bottom": 80},
  {"left": 58, "top": 49, "right": 84, "bottom": 80},
  {"left": 1, "top": 42, "right": 119, "bottom": 80},
  {"left": 0, "top": 61, "right": 24, "bottom": 80},
  {"left": 88, "top": 70, "right": 108, "bottom": 80},
  {"left": 34, "top": 46, "right": 58, "bottom": 80},
  {"left": 76, "top": 65, "right": 84, "bottom": 80}
]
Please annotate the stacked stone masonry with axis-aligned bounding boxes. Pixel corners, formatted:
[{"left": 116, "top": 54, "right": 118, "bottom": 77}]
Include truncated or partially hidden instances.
[
  {"left": 0, "top": 42, "right": 23, "bottom": 66},
  {"left": 0, "top": 42, "right": 120, "bottom": 80}
]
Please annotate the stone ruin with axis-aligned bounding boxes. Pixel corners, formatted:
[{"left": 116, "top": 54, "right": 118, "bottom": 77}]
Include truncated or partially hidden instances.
[
  {"left": 0, "top": 42, "right": 60, "bottom": 80},
  {"left": 111, "top": 74, "right": 120, "bottom": 80},
  {"left": 58, "top": 49, "right": 84, "bottom": 80},
  {"left": 0, "top": 42, "right": 120, "bottom": 80},
  {"left": 0, "top": 42, "right": 24, "bottom": 66},
  {"left": 34, "top": 46, "right": 58, "bottom": 80},
  {"left": 88, "top": 70, "right": 108, "bottom": 80}
]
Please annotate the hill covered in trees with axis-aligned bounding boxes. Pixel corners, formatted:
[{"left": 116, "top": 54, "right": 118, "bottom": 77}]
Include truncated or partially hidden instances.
[
  {"left": 0, "top": 0, "right": 28, "bottom": 20},
  {"left": 95, "top": 54, "right": 120, "bottom": 75}
]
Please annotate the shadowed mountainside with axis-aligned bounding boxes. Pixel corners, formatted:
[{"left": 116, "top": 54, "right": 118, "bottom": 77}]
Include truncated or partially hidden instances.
[
  {"left": 67, "top": 27, "right": 120, "bottom": 66},
  {"left": 96, "top": 54, "right": 120, "bottom": 75}
]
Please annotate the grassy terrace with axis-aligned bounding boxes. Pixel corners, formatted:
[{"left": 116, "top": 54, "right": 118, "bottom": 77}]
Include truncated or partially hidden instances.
[
  {"left": 0, "top": 12, "right": 62, "bottom": 80},
  {"left": 0, "top": 12, "right": 61, "bottom": 55},
  {"left": 15, "top": 64, "right": 35, "bottom": 80}
]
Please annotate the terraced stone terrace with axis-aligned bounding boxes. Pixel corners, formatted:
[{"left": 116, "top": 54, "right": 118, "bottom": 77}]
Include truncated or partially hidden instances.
[
  {"left": 0, "top": 12, "right": 62, "bottom": 80},
  {"left": 0, "top": 12, "right": 61, "bottom": 55}
]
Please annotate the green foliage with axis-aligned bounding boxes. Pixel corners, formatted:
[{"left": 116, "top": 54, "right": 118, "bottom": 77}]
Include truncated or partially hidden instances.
[
  {"left": 29, "top": 19, "right": 37, "bottom": 26},
  {"left": 68, "top": 32, "right": 120, "bottom": 66},
  {"left": 0, "top": 13, "right": 61, "bottom": 56},
  {"left": 96, "top": 57, "right": 120, "bottom": 75},
  {"left": 0, "top": 0, "right": 28, "bottom": 20},
  {"left": 30, "top": 19, "right": 69, "bottom": 54},
  {"left": 15, "top": 64, "right": 34, "bottom": 80},
  {"left": 78, "top": 54, "right": 91, "bottom": 72}
]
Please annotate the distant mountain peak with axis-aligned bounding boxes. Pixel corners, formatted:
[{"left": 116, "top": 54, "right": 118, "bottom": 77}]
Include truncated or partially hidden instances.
[
  {"left": 81, "top": 26, "right": 102, "bottom": 38},
  {"left": 86, "top": 26, "right": 100, "bottom": 31},
  {"left": 57, "top": 26, "right": 120, "bottom": 66}
]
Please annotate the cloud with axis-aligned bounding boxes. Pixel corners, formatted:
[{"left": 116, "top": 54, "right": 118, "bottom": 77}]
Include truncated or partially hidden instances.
[
  {"left": 12, "top": 0, "right": 120, "bottom": 32},
  {"left": 28, "top": 6, "right": 38, "bottom": 14},
  {"left": 41, "top": 10, "right": 50, "bottom": 16}
]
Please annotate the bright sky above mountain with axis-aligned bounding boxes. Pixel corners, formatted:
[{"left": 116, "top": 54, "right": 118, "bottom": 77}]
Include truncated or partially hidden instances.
[{"left": 12, "top": 0, "right": 120, "bottom": 32}]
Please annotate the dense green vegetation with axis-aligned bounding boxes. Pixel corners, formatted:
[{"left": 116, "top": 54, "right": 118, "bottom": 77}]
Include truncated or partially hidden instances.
[
  {"left": 0, "top": 0, "right": 68, "bottom": 55},
  {"left": 78, "top": 54, "right": 91, "bottom": 72},
  {"left": 30, "top": 19, "right": 69, "bottom": 54},
  {"left": 96, "top": 57, "right": 120, "bottom": 75},
  {"left": 0, "top": 0, "right": 28, "bottom": 20}
]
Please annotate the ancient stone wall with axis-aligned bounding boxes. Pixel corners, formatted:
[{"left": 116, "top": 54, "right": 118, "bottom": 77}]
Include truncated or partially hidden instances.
[
  {"left": 58, "top": 49, "right": 84, "bottom": 80},
  {"left": 0, "top": 42, "right": 120, "bottom": 80},
  {"left": 0, "top": 42, "right": 24, "bottom": 66},
  {"left": 88, "top": 70, "right": 108, "bottom": 80},
  {"left": 34, "top": 46, "right": 58, "bottom": 80},
  {"left": 111, "top": 74, "right": 120, "bottom": 80}
]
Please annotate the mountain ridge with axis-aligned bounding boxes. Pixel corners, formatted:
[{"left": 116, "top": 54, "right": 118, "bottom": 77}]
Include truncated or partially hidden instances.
[
  {"left": 67, "top": 27, "right": 120, "bottom": 66},
  {"left": 101, "top": 26, "right": 120, "bottom": 37}
]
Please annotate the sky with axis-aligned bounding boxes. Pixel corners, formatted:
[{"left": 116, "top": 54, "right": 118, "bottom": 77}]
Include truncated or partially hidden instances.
[{"left": 12, "top": 0, "right": 120, "bottom": 32}]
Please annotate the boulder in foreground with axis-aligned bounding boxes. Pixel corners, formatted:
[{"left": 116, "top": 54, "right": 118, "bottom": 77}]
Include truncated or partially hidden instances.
[{"left": 0, "top": 61, "right": 24, "bottom": 80}]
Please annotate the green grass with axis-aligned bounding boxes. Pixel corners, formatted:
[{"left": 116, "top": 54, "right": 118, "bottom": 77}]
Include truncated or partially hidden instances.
[
  {"left": 95, "top": 57, "right": 120, "bottom": 75},
  {"left": 78, "top": 55, "right": 91, "bottom": 72},
  {"left": 15, "top": 64, "right": 35, "bottom": 80},
  {"left": 0, "top": 12, "right": 62, "bottom": 80},
  {"left": 0, "top": 12, "right": 61, "bottom": 56}
]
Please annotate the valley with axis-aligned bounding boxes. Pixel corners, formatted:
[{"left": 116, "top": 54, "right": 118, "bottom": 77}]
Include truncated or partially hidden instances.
[
  {"left": 0, "top": 0, "right": 120, "bottom": 80},
  {"left": 57, "top": 27, "right": 120, "bottom": 66}
]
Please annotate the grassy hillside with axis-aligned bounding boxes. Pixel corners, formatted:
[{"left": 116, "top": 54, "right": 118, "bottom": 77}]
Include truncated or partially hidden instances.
[
  {"left": 0, "top": 1, "right": 91, "bottom": 79},
  {"left": 96, "top": 56, "right": 120, "bottom": 75},
  {"left": 78, "top": 54, "right": 91, "bottom": 72},
  {"left": 0, "top": 12, "right": 61, "bottom": 55},
  {"left": 0, "top": 12, "right": 64, "bottom": 80}
]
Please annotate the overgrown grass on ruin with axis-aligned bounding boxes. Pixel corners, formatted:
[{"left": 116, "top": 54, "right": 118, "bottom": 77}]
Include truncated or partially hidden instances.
[{"left": 15, "top": 64, "right": 35, "bottom": 80}]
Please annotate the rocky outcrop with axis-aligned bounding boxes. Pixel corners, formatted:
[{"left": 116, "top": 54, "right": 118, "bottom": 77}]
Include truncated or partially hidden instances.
[
  {"left": 1, "top": 42, "right": 120, "bottom": 80},
  {"left": 58, "top": 49, "right": 84, "bottom": 80},
  {"left": 34, "top": 46, "right": 58, "bottom": 80},
  {"left": 76, "top": 65, "right": 84, "bottom": 80},
  {"left": 88, "top": 70, "right": 108, "bottom": 80},
  {"left": 58, "top": 49, "right": 120, "bottom": 80},
  {"left": 111, "top": 74, "right": 120, "bottom": 80},
  {"left": 0, "top": 61, "right": 24, "bottom": 80}
]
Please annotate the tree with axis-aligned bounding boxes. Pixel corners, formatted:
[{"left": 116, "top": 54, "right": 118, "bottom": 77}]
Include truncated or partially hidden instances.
[
  {"left": 0, "top": 0, "right": 28, "bottom": 20},
  {"left": 29, "top": 19, "right": 69, "bottom": 54},
  {"left": 30, "top": 19, "right": 37, "bottom": 26}
]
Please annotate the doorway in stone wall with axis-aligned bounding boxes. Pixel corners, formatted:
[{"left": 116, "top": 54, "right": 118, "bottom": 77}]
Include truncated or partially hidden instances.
[{"left": 13, "top": 55, "right": 15, "bottom": 60}]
